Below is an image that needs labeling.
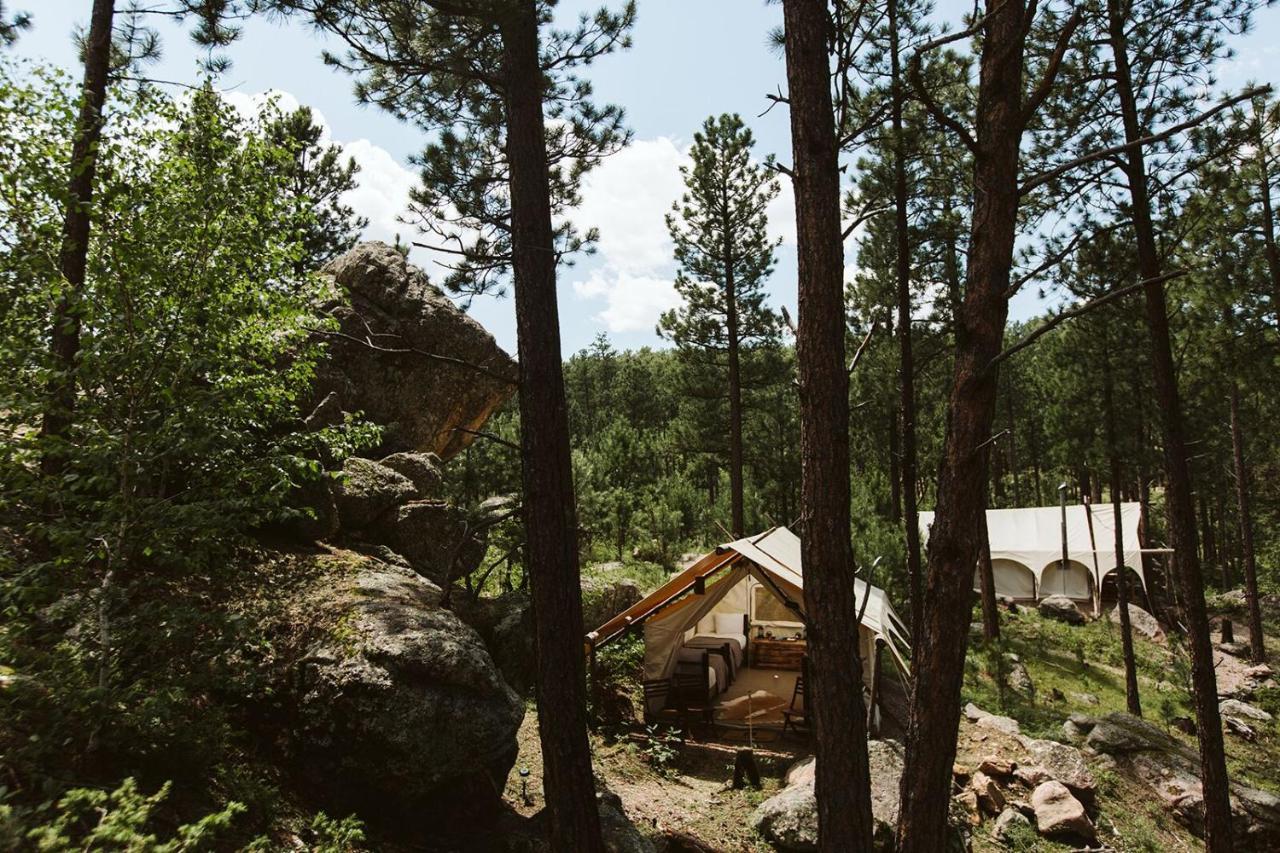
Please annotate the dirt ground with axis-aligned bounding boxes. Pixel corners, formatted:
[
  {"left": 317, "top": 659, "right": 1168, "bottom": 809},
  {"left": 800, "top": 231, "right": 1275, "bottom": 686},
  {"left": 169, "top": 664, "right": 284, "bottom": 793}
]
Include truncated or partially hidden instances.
[{"left": 504, "top": 708, "right": 806, "bottom": 851}]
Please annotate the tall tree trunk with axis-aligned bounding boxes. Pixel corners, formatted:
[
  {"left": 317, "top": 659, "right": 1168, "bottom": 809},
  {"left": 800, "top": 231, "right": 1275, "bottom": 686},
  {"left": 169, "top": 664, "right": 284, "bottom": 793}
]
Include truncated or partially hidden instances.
[
  {"left": 1229, "top": 383, "right": 1266, "bottom": 663},
  {"left": 1007, "top": 390, "right": 1022, "bottom": 506},
  {"left": 889, "top": 0, "right": 924, "bottom": 642},
  {"left": 897, "top": 2, "right": 1025, "bottom": 849},
  {"left": 1255, "top": 105, "right": 1280, "bottom": 313},
  {"left": 782, "top": 1, "right": 874, "bottom": 848},
  {"left": 727, "top": 260, "right": 746, "bottom": 537},
  {"left": 40, "top": 0, "right": 115, "bottom": 476},
  {"left": 501, "top": 6, "right": 603, "bottom": 850},
  {"left": 979, "top": 487, "right": 1000, "bottom": 642},
  {"left": 1104, "top": 346, "right": 1142, "bottom": 716},
  {"left": 1105, "top": 2, "right": 1234, "bottom": 845},
  {"left": 889, "top": 399, "right": 902, "bottom": 522}
]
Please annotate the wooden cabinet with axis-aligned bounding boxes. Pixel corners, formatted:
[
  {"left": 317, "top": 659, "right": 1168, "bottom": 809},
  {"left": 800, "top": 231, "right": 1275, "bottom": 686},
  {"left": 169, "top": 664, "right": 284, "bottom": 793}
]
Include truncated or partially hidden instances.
[{"left": 752, "top": 638, "right": 807, "bottom": 670}]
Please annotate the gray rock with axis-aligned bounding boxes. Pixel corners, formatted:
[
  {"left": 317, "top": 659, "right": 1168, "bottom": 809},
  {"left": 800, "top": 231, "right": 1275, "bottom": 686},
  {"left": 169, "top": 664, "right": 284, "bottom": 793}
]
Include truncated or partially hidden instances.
[
  {"left": 993, "top": 807, "right": 1031, "bottom": 842},
  {"left": 582, "top": 577, "right": 643, "bottom": 634},
  {"left": 1220, "top": 698, "right": 1273, "bottom": 722},
  {"left": 977, "top": 713, "right": 1021, "bottom": 736},
  {"left": 379, "top": 451, "right": 444, "bottom": 498},
  {"left": 1039, "top": 595, "right": 1086, "bottom": 625},
  {"left": 1031, "top": 781, "right": 1095, "bottom": 843},
  {"left": 752, "top": 741, "right": 904, "bottom": 851},
  {"left": 1108, "top": 602, "right": 1165, "bottom": 641},
  {"left": 294, "top": 555, "right": 523, "bottom": 821},
  {"left": 1085, "top": 712, "right": 1169, "bottom": 754},
  {"left": 1070, "top": 691, "right": 1101, "bottom": 706},
  {"left": 372, "top": 499, "right": 487, "bottom": 584},
  {"left": 1218, "top": 641, "right": 1251, "bottom": 657},
  {"left": 1088, "top": 712, "right": 1280, "bottom": 846},
  {"left": 334, "top": 457, "right": 416, "bottom": 529},
  {"left": 1004, "top": 653, "right": 1035, "bottom": 699},
  {"left": 314, "top": 242, "right": 517, "bottom": 460},
  {"left": 1018, "top": 736, "right": 1096, "bottom": 799},
  {"left": 978, "top": 756, "right": 1014, "bottom": 777},
  {"left": 972, "top": 770, "right": 1005, "bottom": 815}
]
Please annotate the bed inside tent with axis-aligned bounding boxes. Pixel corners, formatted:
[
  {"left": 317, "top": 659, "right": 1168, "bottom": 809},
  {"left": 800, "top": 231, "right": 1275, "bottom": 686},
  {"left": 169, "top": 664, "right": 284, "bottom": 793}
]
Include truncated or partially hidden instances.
[{"left": 586, "top": 526, "right": 912, "bottom": 737}]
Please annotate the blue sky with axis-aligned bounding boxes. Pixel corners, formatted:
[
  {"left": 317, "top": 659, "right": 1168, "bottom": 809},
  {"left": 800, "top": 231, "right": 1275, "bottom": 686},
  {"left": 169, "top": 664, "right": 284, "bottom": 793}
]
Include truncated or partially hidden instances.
[{"left": 11, "top": 1, "right": 1280, "bottom": 357}]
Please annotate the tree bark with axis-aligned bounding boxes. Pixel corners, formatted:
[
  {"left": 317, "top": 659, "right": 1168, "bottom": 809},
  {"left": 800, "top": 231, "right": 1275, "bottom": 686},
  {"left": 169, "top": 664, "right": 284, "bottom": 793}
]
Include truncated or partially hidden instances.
[
  {"left": 1105, "top": 1, "right": 1234, "bottom": 845},
  {"left": 1104, "top": 346, "right": 1142, "bottom": 716},
  {"left": 39, "top": 0, "right": 115, "bottom": 476},
  {"left": 1229, "top": 383, "right": 1266, "bottom": 663},
  {"left": 782, "top": 1, "right": 875, "bottom": 848},
  {"left": 890, "top": 0, "right": 923, "bottom": 638},
  {"left": 1255, "top": 105, "right": 1280, "bottom": 313},
  {"left": 979, "top": 489, "right": 1000, "bottom": 642},
  {"left": 897, "top": 2, "right": 1025, "bottom": 849},
  {"left": 501, "top": 6, "right": 603, "bottom": 850}
]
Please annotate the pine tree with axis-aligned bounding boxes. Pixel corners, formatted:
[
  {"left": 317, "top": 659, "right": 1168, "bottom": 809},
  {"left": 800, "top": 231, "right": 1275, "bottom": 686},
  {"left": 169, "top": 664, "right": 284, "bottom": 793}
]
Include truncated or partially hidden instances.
[
  {"left": 0, "top": 1, "right": 29, "bottom": 46},
  {"left": 658, "top": 113, "right": 781, "bottom": 538},
  {"left": 274, "top": 3, "right": 634, "bottom": 848},
  {"left": 266, "top": 105, "right": 368, "bottom": 271},
  {"left": 780, "top": 1, "right": 875, "bottom": 848}
]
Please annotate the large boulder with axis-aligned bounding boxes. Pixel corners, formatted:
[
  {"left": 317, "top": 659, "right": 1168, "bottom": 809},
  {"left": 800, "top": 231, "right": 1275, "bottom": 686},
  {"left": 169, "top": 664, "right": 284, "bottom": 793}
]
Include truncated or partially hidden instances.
[
  {"left": 582, "top": 577, "right": 643, "bottom": 634},
  {"left": 333, "top": 457, "right": 416, "bottom": 530},
  {"left": 1039, "top": 595, "right": 1086, "bottom": 625},
  {"left": 454, "top": 591, "right": 536, "bottom": 695},
  {"left": 1030, "top": 781, "right": 1095, "bottom": 843},
  {"left": 372, "top": 499, "right": 488, "bottom": 585},
  {"left": 752, "top": 740, "right": 904, "bottom": 851},
  {"left": 313, "top": 242, "right": 517, "bottom": 460},
  {"left": 1108, "top": 603, "right": 1164, "bottom": 642},
  {"left": 379, "top": 451, "right": 444, "bottom": 499},
  {"left": 290, "top": 552, "right": 524, "bottom": 823}
]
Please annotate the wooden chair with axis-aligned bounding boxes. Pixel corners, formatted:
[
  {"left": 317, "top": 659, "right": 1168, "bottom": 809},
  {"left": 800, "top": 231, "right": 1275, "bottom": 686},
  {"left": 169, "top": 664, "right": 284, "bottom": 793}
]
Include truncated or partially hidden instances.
[{"left": 782, "top": 658, "right": 810, "bottom": 740}]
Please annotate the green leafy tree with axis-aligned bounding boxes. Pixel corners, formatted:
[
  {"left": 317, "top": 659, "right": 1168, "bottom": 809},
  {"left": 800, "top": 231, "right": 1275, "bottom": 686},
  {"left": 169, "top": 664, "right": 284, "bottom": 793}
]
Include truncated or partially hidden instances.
[{"left": 658, "top": 113, "right": 780, "bottom": 538}]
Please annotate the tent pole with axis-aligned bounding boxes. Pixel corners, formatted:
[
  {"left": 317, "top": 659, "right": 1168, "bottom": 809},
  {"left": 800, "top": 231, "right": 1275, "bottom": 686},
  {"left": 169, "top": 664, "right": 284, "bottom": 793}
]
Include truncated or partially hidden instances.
[
  {"left": 588, "top": 640, "right": 600, "bottom": 730},
  {"left": 867, "top": 638, "right": 884, "bottom": 735}
]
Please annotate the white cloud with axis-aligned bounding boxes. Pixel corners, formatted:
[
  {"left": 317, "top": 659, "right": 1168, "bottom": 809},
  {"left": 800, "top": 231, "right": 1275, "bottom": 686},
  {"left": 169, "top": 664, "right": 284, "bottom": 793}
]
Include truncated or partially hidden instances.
[
  {"left": 340, "top": 138, "right": 418, "bottom": 250},
  {"left": 573, "top": 268, "right": 681, "bottom": 334},
  {"left": 569, "top": 135, "right": 795, "bottom": 335}
]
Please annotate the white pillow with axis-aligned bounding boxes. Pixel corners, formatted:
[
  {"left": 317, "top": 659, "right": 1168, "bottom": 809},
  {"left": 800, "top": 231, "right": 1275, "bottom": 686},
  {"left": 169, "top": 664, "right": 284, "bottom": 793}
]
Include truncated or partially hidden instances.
[
  {"left": 714, "top": 613, "right": 744, "bottom": 636},
  {"left": 683, "top": 627, "right": 695, "bottom": 643},
  {"left": 696, "top": 616, "right": 715, "bottom": 635}
]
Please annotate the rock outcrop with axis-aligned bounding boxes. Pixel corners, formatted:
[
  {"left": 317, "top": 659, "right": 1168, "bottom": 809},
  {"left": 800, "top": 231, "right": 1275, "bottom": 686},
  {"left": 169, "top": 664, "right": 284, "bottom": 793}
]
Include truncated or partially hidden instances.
[
  {"left": 752, "top": 741, "right": 905, "bottom": 851},
  {"left": 1082, "top": 711, "right": 1280, "bottom": 847},
  {"left": 292, "top": 552, "right": 524, "bottom": 822},
  {"left": 312, "top": 242, "right": 517, "bottom": 460}
]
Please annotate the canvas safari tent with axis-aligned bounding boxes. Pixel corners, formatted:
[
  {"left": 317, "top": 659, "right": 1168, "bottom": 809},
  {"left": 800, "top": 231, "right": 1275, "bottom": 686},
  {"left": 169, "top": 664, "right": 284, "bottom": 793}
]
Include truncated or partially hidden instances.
[
  {"left": 586, "top": 526, "right": 911, "bottom": 725},
  {"left": 919, "top": 503, "right": 1164, "bottom": 613}
]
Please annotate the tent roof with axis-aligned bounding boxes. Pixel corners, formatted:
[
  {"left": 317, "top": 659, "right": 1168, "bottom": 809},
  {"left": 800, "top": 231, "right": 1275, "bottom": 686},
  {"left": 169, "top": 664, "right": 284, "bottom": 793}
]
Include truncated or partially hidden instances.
[{"left": 587, "top": 526, "right": 909, "bottom": 658}]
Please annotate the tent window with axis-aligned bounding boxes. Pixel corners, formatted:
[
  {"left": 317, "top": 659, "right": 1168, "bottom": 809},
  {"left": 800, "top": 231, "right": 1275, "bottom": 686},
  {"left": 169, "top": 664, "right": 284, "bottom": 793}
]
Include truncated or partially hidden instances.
[{"left": 753, "top": 585, "right": 799, "bottom": 624}]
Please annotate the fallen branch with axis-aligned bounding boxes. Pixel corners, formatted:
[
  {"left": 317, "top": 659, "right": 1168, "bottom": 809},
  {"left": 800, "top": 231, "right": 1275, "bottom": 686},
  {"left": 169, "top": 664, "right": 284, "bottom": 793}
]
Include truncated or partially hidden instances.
[
  {"left": 308, "top": 326, "right": 517, "bottom": 386},
  {"left": 453, "top": 426, "right": 520, "bottom": 452}
]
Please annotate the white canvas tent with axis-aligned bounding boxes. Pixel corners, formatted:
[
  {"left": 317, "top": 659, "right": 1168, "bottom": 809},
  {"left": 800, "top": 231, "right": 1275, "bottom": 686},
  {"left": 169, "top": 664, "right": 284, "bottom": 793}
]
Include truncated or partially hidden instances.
[
  {"left": 586, "top": 526, "right": 911, "bottom": 697},
  {"left": 918, "top": 503, "right": 1156, "bottom": 610}
]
